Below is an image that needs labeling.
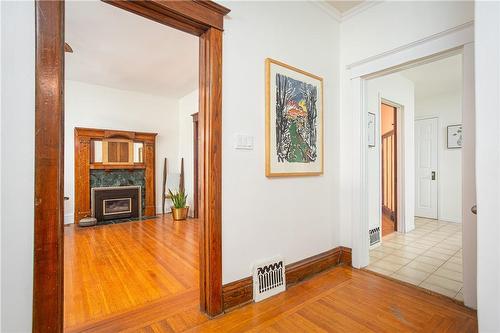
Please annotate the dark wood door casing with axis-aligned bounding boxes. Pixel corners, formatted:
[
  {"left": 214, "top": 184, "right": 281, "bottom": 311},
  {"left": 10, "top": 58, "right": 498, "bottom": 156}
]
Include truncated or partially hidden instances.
[
  {"left": 192, "top": 113, "right": 199, "bottom": 218},
  {"left": 34, "top": 1, "right": 229, "bottom": 331}
]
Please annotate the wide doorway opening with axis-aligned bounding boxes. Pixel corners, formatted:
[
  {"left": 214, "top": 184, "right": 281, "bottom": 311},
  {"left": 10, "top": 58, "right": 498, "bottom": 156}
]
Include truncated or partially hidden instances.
[
  {"left": 366, "top": 54, "right": 468, "bottom": 303},
  {"left": 63, "top": 1, "right": 202, "bottom": 330},
  {"left": 33, "top": 1, "right": 229, "bottom": 331}
]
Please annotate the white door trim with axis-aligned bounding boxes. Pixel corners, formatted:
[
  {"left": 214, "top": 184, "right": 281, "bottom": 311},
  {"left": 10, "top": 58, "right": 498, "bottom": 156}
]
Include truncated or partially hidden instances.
[
  {"left": 461, "top": 42, "right": 477, "bottom": 309},
  {"left": 348, "top": 23, "right": 476, "bottom": 308},
  {"left": 347, "top": 21, "right": 474, "bottom": 79}
]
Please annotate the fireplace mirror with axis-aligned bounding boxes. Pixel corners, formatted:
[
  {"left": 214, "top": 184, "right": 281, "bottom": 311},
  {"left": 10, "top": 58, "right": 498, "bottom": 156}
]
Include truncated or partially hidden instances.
[
  {"left": 91, "top": 139, "right": 103, "bottom": 163},
  {"left": 133, "top": 142, "right": 144, "bottom": 163},
  {"left": 91, "top": 139, "right": 144, "bottom": 165}
]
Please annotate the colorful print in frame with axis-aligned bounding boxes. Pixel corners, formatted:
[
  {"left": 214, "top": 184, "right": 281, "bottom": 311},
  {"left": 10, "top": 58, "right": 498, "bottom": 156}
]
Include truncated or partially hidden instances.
[{"left": 266, "top": 58, "right": 324, "bottom": 177}]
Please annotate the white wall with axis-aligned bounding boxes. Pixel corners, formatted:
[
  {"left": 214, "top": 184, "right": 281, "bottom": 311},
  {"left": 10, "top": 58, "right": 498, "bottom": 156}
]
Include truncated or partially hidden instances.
[
  {"left": 339, "top": 1, "right": 474, "bottom": 247},
  {"left": 178, "top": 89, "right": 198, "bottom": 214},
  {"left": 366, "top": 74, "right": 415, "bottom": 234},
  {"left": 64, "top": 80, "right": 180, "bottom": 223},
  {"left": 220, "top": 1, "right": 340, "bottom": 283},
  {"left": 1, "top": 0, "right": 482, "bottom": 329},
  {"left": 475, "top": 1, "right": 500, "bottom": 331},
  {"left": 415, "top": 91, "right": 462, "bottom": 223},
  {"left": 1, "top": 1, "right": 35, "bottom": 331}
]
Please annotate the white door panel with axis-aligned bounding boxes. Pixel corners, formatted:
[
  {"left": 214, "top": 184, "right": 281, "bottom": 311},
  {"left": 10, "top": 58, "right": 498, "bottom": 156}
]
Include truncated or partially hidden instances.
[{"left": 415, "top": 118, "right": 438, "bottom": 218}]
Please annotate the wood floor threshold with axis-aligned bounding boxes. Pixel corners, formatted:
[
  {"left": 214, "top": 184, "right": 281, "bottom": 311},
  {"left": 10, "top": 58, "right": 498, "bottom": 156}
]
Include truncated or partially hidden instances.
[
  {"left": 360, "top": 268, "right": 476, "bottom": 316},
  {"left": 64, "top": 289, "right": 199, "bottom": 333}
]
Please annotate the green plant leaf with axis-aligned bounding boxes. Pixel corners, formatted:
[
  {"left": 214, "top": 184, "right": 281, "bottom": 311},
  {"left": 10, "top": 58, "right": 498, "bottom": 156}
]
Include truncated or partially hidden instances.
[{"left": 168, "top": 188, "right": 188, "bottom": 208}]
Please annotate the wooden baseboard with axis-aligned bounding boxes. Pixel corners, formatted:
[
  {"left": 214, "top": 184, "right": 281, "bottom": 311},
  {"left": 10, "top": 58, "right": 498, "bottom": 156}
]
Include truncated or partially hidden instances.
[
  {"left": 222, "top": 246, "right": 352, "bottom": 312},
  {"left": 222, "top": 276, "right": 253, "bottom": 310}
]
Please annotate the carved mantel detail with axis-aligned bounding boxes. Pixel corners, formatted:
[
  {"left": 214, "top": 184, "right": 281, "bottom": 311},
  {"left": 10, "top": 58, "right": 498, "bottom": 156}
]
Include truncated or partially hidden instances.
[{"left": 74, "top": 127, "right": 157, "bottom": 225}]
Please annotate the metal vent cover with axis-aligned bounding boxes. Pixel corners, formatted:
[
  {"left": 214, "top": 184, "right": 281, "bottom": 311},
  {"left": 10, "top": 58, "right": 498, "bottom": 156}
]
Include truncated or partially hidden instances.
[
  {"left": 252, "top": 257, "right": 286, "bottom": 302},
  {"left": 369, "top": 226, "right": 381, "bottom": 246}
]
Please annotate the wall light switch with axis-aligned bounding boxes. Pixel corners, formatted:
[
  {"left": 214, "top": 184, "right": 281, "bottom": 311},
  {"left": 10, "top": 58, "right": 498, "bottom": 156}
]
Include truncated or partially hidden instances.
[{"left": 234, "top": 134, "right": 254, "bottom": 150}]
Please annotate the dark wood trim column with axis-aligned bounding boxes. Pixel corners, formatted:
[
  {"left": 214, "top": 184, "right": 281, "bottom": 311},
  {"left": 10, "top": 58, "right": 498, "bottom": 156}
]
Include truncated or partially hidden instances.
[
  {"left": 199, "top": 27, "right": 223, "bottom": 316},
  {"left": 192, "top": 112, "right": 199, "bottom": 218},
  {"left": 34, "top": 1, "right": 65, "bottom": 331}
]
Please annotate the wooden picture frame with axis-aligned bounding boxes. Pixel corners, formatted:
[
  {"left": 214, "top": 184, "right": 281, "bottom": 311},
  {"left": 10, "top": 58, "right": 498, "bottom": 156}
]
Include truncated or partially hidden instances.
[
  {"left": 265, "top": 58, "right": 324, "bottom": 177},
  {"left": 447, "top": 124, "right": 463, "bottom": 149},
  {"left": 368, "top": 112, "right": 376, "bottom": 147}
]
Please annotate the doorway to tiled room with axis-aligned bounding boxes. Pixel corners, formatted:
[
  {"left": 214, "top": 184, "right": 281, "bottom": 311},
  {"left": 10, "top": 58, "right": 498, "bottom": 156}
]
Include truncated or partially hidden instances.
[{"left": 366, "top": 54, "right": 464, "bottom": 301}]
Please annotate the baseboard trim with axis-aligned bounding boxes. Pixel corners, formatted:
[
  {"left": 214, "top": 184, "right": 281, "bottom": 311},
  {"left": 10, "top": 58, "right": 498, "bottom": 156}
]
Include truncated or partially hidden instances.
[{"left": 222, "top": 246, "right": 352, "bottom": 312}]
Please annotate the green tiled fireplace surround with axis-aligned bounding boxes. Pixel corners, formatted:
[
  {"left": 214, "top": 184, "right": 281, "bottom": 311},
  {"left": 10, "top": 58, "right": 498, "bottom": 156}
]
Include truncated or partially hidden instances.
[{"left": 90, "top": 169, "right": 146, "bottom": 214}]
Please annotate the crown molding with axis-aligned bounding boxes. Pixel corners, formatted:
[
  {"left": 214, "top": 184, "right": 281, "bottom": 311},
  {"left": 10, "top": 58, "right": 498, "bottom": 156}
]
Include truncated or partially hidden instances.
[
  {"left": 308, "top": 0, "right": 342, "bottom": 22},
  {"left": 341, "top": 1, "right": 384, "bottom": 21},
  {"left": 310, "top": 1, "right": 384, "bottom": 22}
]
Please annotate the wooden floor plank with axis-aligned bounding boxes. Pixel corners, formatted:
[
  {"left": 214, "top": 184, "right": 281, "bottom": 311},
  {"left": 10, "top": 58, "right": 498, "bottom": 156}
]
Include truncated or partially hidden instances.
[
  {"left": 64, "top": 215, "right": 199, "bottom": 329},
  {"left": 64, "top": 216, "right": 477, "bottom": 333}
]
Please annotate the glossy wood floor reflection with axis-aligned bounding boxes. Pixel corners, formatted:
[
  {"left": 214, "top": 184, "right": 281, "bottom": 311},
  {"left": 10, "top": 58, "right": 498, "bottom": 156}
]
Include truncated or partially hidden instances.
[
  {"left": 67, "top": 266, "right": 477, "bottom": 332},
  {"left": 64, "top": 215, "right": 199, "bottom": 331},
  {"left": 382, "top": 213, "right": 395, "bottom": 237}
]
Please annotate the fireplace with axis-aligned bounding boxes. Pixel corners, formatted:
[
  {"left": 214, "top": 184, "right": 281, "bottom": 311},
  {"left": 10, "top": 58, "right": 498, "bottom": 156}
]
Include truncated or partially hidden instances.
[{"left": 92, "top": 186, "right": 141, "bottom": 222}]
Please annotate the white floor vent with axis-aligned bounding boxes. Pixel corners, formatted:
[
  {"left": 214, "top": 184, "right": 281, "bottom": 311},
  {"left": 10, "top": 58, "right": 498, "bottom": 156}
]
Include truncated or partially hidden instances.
[
  {"left": 252, "top": 257, "right": 286, "bottom": 302},
  {"left": 369, "top": 226, "right": 381, "bottom": 246}
]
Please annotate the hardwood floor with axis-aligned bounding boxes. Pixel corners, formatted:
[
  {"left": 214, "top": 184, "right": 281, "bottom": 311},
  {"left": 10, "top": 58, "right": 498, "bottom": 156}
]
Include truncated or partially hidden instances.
[
  {"left": 67, "top": 267, "right": 476, "bottom": 332},
  {"left": 64, "top": 215, "right": 199, "bottom": 330},
  {"left": 65, "top": 216, "right": 476, "bottom": 332},
  {"left": 382, "top": 213, "right": 395, "bottom": 237}
]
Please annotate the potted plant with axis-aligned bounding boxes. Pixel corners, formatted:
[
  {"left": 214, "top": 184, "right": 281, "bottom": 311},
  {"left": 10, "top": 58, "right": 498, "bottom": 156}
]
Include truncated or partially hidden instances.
[{"left": 168, "top": 189, "right": 189, "bottom": 221}]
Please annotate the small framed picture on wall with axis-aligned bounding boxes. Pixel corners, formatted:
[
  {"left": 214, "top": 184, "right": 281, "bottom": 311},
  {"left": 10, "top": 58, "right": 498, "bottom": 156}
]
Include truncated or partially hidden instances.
[
  {"left": 447, "top": 124, "right": 463, "bottom": 149},
  {"left": 368, "top": 112, "right": 376, "bottom": 147}
]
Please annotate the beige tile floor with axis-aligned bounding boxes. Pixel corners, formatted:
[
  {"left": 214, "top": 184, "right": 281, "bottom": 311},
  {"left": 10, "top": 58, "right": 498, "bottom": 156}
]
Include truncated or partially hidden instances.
[{"left": 367, "top": 217, "right": 464, "bottom": 301}]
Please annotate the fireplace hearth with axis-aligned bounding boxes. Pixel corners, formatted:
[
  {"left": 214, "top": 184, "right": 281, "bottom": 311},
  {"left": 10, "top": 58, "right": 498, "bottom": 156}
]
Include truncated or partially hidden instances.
[{"left": 92, "top": 186, "right": 141, "bottom": 222}]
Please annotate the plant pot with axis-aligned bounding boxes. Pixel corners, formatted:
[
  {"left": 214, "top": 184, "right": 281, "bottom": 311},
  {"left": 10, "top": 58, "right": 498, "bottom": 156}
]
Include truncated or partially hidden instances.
[{"left": 171, "top": 206, "right": 189, "bottom": 221}]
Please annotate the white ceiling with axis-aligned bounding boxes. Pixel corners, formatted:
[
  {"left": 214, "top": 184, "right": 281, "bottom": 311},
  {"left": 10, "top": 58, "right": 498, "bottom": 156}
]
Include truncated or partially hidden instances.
[
  {"left": 400, "top": 54, "right": 462, "bottom": 100},
  {"left": 326, "top": 0, "right": 365, "bottom": 14},
  {"left": 65, "top": 1, "right": 198, "bottom": 98}
]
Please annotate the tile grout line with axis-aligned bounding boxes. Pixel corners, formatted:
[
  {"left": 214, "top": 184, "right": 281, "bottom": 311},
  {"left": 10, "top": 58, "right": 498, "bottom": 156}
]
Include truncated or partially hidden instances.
[{"left": 368, "top": 218, "right": 463, "bottom": 298}]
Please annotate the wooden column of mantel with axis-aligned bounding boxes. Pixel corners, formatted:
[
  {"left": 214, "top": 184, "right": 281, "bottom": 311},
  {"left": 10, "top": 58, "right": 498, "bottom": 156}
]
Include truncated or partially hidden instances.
[{"left": 74, "top": 128, "right": 157, "bottom": 225}]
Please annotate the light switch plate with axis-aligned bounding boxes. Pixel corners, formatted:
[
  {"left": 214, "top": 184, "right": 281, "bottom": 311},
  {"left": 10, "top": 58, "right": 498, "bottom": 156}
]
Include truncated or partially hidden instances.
[{"left": 234, "top": 134, "right": 254, "bottom": 150}]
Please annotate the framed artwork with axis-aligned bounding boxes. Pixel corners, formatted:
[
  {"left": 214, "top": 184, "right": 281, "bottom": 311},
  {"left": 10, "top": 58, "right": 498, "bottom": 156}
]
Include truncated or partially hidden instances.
[
  {"left": 447, "top": 124, "right": 463, "bottom": 149},
  {"left": 368, "top": 112, "right": 376, "bottom": 147},
  {"left": 266, "top": 58, "right": 323, "bottom": 177}
]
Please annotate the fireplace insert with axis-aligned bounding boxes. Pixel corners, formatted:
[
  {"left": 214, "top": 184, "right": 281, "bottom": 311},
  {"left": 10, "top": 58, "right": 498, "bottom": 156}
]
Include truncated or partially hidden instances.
[{"left": 91, "top": 186, "right": 141, "bottom": 222}]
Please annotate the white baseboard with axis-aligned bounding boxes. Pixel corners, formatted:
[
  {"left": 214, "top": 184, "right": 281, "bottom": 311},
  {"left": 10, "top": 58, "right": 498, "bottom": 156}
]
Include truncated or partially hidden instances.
[
  {"left": 438, "top": 216, "right": 462, "bottom": 223},
  {"left": 64, "top": 213, "right": 74, "bottom": 225}
]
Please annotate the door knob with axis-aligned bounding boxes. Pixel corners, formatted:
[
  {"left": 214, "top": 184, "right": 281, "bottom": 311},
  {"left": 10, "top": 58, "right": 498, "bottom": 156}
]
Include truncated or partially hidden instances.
[
  {"left": 471, "top": 205, "right": 477, "bottom": 215},
  {"left": 431, "top": 171, "right": 436, "bottom": 180}
]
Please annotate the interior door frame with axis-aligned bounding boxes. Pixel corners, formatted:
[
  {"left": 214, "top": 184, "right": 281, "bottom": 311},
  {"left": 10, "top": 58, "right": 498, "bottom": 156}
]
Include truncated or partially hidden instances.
[
  {"left": 380, "top": 100, "right": 399, "bottom": 233},
  {"left": 348, "top": 22, "right": 476, "bottom": 307},
  {"left": 192, "top": 112, "right": 199, "bottom": 218},
  {"left": 33, "top": 1, "right": 230, "bottom": 331}
]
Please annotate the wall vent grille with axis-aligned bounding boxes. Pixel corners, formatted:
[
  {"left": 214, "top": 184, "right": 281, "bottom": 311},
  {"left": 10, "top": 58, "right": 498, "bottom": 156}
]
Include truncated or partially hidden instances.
[
  {"left": 369, "top": 227, "right": 381, "bottom": 246},
  {"left": 252, "top": 257, "right": 286, "bottom": 302}
]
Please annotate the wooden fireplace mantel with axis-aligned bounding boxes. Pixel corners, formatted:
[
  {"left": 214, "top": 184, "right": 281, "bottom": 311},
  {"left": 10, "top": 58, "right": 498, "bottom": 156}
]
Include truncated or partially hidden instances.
[{"left": 74, "top": 127, "right": 157, "bottom": 224}]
